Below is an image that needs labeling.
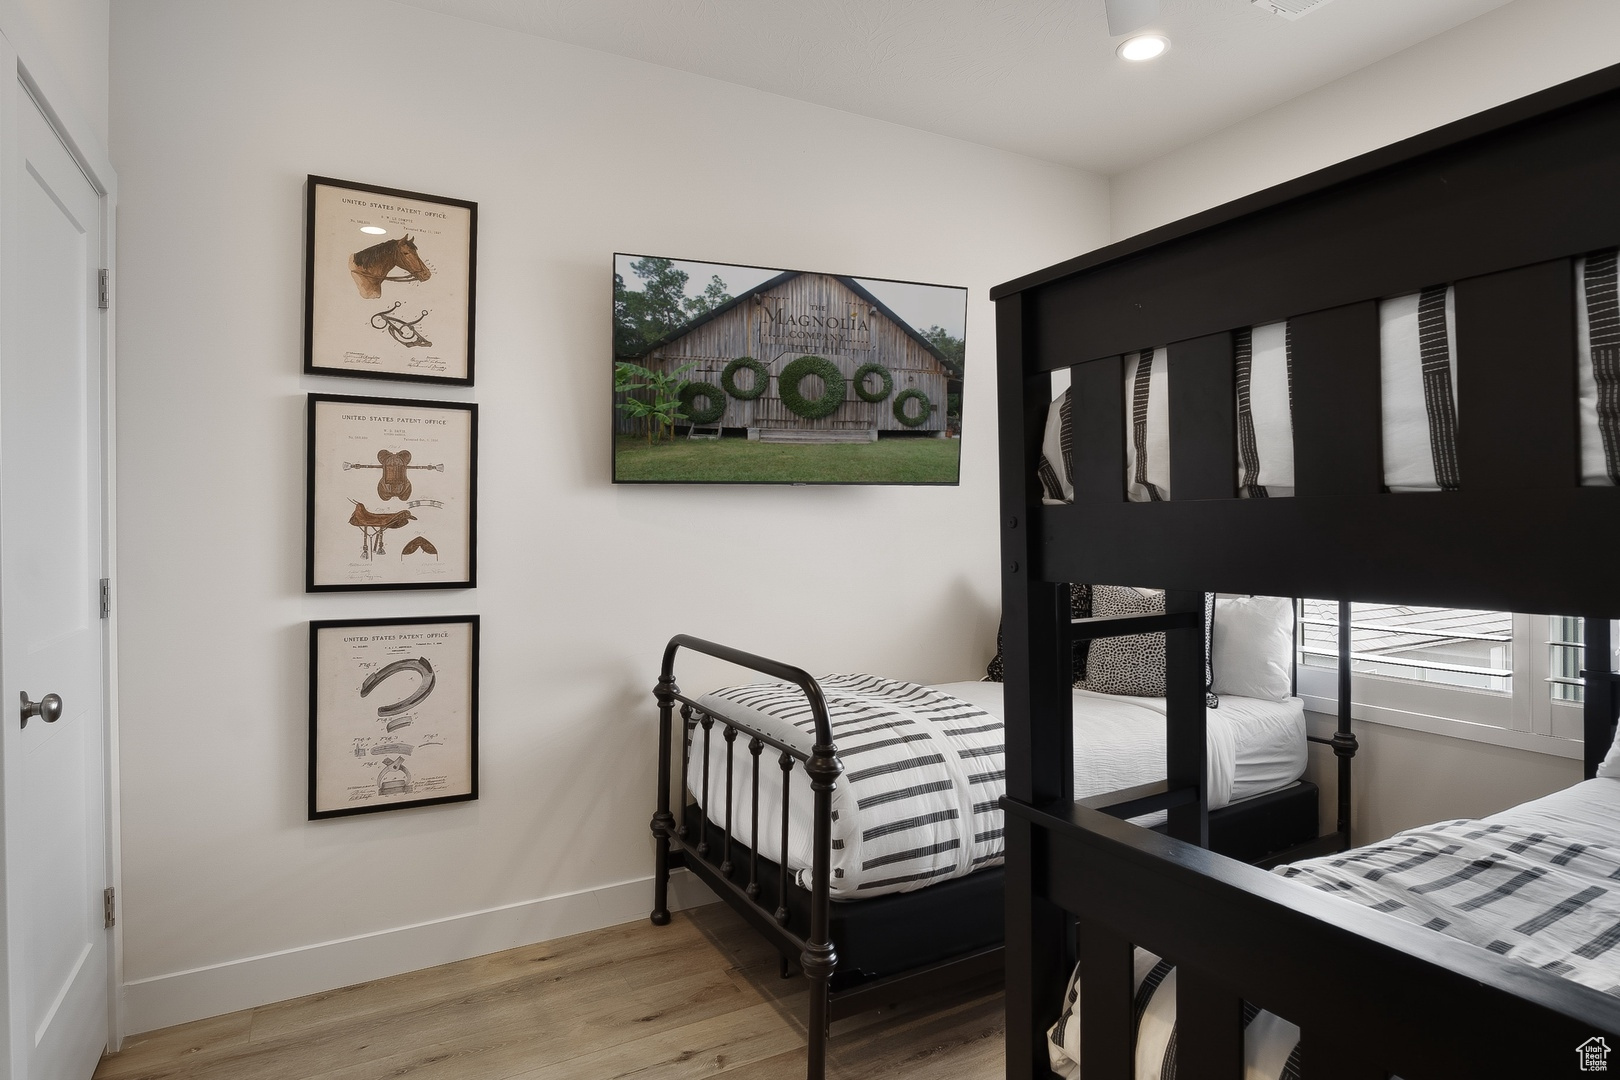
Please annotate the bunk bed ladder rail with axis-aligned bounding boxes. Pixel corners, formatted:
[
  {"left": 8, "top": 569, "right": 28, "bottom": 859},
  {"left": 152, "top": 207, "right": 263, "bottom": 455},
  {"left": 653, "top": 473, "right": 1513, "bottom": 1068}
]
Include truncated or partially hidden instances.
[{"left": 649, "top": 633, "right": 842, "bottom": 1080}]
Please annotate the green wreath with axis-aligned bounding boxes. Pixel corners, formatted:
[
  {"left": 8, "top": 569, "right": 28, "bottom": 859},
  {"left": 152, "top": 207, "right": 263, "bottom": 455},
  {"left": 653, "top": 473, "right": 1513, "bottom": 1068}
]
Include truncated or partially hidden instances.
[
  {"left": 778, "top": 355, "right": 847, "bottom": 420},
  {"left": 852, "top": 363, "right": 893, "bottom": 403},
  {"left": 678, "top": 381, "right": 727, "bottom": 426},
  {"left": 892, "top": 388, "right": 932, "bottom": 428},
  {"left": 720, "top": 356, "right": 769, "bottom": 401}
]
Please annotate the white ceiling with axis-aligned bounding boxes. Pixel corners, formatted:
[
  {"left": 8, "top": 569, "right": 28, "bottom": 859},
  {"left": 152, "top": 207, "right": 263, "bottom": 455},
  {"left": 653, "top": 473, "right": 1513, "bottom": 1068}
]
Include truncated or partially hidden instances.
[{"left": 389, "top": 0, "right": 1517, "bottom": 174}]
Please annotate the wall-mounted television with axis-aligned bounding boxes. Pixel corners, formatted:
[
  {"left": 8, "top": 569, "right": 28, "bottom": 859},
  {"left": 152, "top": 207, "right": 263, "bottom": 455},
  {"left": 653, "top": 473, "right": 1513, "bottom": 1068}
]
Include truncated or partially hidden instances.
[{"left": 612, "top": 253, "right": 967, "bottom": 485}]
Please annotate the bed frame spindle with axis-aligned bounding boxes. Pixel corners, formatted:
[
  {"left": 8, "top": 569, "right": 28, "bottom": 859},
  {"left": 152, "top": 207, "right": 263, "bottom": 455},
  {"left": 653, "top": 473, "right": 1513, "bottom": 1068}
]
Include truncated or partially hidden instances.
[
  {"left": 699, "top": 713, "right": 712, "bottom": 857},
  {"left": 722, "top": 726, "right": 737, "bottom": 875},
  {"left": 777, "top": 754, "right": 792, "bottom": 927},
  {"left": 748, "top": 737, "right": 763, "bottom": 899}
]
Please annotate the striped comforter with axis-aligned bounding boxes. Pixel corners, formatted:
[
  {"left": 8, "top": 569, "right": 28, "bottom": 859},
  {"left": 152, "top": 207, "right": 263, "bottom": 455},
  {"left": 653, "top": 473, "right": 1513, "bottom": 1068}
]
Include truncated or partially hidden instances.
[
  {"left": 690, "top": 675, "right": 1004, "bottom": 899},
  {"left": 1048, "top": 813, "right": 1620, "bottom": 1079}
]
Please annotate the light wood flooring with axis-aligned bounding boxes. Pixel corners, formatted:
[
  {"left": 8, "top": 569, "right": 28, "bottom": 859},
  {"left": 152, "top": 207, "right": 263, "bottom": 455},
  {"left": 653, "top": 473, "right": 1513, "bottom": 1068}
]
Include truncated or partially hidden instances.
[{"left": 94, "top": 902, "right": 1005, "bottom": 1080}]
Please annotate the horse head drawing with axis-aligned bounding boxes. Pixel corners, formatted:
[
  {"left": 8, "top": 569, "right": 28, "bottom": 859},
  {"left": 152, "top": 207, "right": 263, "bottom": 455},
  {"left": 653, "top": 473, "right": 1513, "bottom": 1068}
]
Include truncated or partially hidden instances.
[{"left": 348, "top": 234, "right": 432, "bottom": 299}]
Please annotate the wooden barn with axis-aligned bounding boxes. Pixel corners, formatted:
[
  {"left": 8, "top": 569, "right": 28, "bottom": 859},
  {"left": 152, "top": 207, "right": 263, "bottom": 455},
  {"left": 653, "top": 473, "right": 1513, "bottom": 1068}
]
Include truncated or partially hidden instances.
[{"left": 618, "top": 272, "right": 954, "bottom": 443}]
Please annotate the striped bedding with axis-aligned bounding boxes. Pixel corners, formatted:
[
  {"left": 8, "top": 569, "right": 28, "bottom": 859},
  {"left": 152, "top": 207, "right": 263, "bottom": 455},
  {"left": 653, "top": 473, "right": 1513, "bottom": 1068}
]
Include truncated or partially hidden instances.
[
  {"left": 688, "top": 677, "right": 1306, "bottom": 900},
  {"left": 1046, "top": 778, "right": 1620, "bottom": 1079},
  {"left": 1038, "top": 248, "right": 1620, "bottom": 503},
  {"left": 690, "top": 675, "right": 1006, "bottom": 899}
]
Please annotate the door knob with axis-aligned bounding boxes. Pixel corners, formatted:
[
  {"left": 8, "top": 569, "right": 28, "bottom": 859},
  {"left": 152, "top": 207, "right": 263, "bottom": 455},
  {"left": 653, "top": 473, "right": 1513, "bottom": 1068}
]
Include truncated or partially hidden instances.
[{"left": 20, "top": 691, "right": 62, "bottom": 728}]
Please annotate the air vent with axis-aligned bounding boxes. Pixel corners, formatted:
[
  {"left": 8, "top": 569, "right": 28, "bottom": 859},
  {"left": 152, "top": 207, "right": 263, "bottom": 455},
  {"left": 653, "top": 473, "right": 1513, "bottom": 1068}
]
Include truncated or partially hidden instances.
[{"left": 1251, "top": 0, "right": 1339, "bottom": 19}]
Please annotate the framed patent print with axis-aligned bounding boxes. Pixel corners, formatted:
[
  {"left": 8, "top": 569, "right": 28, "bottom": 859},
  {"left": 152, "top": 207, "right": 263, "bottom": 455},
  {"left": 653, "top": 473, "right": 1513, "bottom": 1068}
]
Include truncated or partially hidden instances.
[
  {"left": 304, "top": 176, "right": 477, "bottom": 385},
  {"left": 306, "top": 393, "right": 477, "bottom": 591},
  {"left": 309, "top": 614, "right": 479, "bottom": 819}
]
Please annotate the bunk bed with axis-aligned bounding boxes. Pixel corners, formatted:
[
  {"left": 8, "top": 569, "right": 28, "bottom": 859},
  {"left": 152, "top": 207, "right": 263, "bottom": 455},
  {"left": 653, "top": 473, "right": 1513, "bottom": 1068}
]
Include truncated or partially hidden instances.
[
  {"left": 648, "top": 622, "right": 1330, "bottom": 1080},
  {"left": 989, "top": 63, "right": 1620, "bottom": 1080}
]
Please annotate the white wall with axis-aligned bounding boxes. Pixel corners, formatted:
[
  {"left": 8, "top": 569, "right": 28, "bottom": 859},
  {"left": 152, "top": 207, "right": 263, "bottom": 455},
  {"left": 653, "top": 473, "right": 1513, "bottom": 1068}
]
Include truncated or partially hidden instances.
[
  {"left": 1111, "top": 0, "right": 1620, "bottom": 240},
  {"left": 108, "top": 0, "right": 1107, "bottom": 1033},
  {"left": 0, "top": 0, "right": 107, "bottom": 148},
  {"left": 1304, "top": 715, "right": 1582, "bottom": 846}
]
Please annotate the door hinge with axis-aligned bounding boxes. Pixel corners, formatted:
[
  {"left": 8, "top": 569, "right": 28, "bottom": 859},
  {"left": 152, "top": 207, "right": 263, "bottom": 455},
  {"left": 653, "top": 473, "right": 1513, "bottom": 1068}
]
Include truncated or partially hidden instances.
[
  {"left": 99, "top": 578, "right": 110, "bottom": 619},
  {"left": 103, "top": 887, "right": 115, "bottom": 929},
  {"left": 98, "top": 269, "right": 110, "bottom": 310}
]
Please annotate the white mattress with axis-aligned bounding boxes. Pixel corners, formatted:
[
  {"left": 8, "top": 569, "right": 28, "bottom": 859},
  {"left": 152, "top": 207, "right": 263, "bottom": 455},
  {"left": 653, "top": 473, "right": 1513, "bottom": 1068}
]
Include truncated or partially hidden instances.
[{"left": 931, "top": 681, "right": 1306, "bottom": 811}]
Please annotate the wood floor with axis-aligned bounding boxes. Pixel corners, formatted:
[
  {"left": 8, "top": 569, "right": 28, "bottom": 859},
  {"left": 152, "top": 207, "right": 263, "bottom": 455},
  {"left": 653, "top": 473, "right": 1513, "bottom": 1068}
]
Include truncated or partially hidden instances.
[{"left": 94, "top": 902, "right": 1006, "bottom": 1080}]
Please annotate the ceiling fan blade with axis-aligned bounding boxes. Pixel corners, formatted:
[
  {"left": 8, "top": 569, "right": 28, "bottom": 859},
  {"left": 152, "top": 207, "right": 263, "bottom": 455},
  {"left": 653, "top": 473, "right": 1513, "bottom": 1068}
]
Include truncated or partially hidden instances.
[{"left": 1104, "top": 0, "right": 1159, "bottom": 36}]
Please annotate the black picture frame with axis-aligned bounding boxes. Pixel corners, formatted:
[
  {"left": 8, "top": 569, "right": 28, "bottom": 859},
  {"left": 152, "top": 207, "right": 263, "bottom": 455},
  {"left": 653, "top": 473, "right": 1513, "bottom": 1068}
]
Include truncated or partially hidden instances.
[
  {"left": 304, "top": 175, "right": 478, "bottom": 386},
  {"left": 308, "top": 614, "right": 480, "bottom": 820},
  {"left": 306, "top": 392, "right": 478, "bottom": 592}
]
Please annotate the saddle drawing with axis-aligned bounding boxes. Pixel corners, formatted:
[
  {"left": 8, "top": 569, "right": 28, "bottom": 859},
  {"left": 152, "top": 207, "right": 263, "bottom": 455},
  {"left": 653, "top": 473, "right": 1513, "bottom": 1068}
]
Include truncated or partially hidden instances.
[{"left": 347, "top": 501, "right": 415, "bottom": 559}]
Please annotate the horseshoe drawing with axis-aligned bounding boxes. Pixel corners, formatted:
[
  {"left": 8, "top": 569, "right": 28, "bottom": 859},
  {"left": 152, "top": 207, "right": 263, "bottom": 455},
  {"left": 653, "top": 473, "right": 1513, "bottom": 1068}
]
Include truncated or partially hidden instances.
[{"left": 359, "top": 657, "right": 436, "bottom": 723}]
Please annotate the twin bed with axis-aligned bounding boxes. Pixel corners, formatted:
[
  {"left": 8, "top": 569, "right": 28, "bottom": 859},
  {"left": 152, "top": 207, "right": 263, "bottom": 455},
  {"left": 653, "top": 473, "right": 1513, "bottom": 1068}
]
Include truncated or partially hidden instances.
[{"left": 651, "top": 61, "right": 1620, "bottom": 1080}]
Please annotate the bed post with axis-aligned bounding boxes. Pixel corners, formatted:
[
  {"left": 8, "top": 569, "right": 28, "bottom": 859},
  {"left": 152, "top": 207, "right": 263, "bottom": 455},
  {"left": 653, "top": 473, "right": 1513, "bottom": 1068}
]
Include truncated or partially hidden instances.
[
  {"left": 1333, "top": 600, "right": 1357, "bottom": 845},
  {"left": 802, "top": 738, "right": 841, "bottom": 1080},
  {"left": 997, "top": 291, "right": 1073, "bottom": 1080},
  {"left": 1163, "top": 588, "right": 1208, "bottom": 846},
  {"left": 1585, "top": 618, "right": 1616, "bottom": 780},
  {"left": 650, "top": 659, "right": 679, "bottom": 925}
]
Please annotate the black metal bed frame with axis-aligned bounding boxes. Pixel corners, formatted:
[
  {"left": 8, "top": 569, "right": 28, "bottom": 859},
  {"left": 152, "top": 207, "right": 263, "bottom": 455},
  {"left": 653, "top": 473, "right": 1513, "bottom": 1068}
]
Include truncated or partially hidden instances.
[
  {"left": 649, "top": 635, "right": 1004, "bottom": 1080},
  {"left": 990, "top": 64, "right": 1620, "bottom": 1079}
]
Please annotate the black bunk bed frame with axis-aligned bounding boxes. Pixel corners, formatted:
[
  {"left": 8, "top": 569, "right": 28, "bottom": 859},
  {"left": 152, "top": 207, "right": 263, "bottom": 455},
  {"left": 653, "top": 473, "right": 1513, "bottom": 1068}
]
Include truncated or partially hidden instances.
[{"left": 990, "top": 65, "right": 1620, "bottom": 1079}]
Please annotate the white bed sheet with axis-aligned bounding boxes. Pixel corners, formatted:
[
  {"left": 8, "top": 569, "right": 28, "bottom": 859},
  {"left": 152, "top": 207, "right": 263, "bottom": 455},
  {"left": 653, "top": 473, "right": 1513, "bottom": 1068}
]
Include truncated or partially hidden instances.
[
  {"left": 930, "top": 681, "right": 1306, "bottom": 811},
  {"left": 1486, "top": 776, "right": 1620, "bottom": 838}
]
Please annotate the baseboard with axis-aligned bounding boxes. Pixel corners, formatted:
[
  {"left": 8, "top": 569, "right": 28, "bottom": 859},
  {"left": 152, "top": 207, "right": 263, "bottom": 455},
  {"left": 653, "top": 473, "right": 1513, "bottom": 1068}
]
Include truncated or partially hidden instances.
[{"left": 122, "top": 869, "right": 717, "bottom": 1035}]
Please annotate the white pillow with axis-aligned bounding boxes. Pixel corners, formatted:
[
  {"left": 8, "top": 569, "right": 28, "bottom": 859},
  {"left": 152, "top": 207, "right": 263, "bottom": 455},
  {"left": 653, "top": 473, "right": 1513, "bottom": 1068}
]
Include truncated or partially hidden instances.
[
  {"left": 1211, "top": 595, "right": 1293, "bottom": 702},
  {"left": 1596, "top": 727, "right": 1620, "bottom": 779}
]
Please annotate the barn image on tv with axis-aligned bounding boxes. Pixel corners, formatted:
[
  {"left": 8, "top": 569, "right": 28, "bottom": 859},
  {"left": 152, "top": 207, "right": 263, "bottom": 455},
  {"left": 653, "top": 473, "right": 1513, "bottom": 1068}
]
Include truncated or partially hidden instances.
[{"left": 617, "top": 269, "right": 957, "bottom": 443}]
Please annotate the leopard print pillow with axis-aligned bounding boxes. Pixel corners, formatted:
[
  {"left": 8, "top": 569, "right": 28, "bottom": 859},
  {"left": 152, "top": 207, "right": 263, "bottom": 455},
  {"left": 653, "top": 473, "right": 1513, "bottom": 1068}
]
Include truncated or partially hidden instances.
[{"left": 1080, "top": 585, "right": 1166, "bottom": 696}]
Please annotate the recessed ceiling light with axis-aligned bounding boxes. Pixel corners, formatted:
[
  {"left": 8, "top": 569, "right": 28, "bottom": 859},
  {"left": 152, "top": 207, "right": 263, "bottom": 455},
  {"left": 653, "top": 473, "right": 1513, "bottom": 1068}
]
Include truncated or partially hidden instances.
[
  {"left": 1117, "top": 34, "right": 1169, "bottom": 62},
  {"left": 360, "top": 225, "right": 387, "bottom": 235}
]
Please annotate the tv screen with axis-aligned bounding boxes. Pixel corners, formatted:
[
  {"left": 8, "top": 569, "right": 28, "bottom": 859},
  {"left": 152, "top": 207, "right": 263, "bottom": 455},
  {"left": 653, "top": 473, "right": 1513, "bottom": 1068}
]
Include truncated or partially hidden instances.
[{"left": 613, "top": 253, "right": 967, "bottom": 485}]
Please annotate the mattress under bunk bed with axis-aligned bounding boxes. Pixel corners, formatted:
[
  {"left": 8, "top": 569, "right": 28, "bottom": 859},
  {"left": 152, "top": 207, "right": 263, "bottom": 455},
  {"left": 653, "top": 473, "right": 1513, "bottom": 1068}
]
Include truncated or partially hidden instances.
[
  {"left": 990, "top": 63, "right": 1620, "bottom": 1080},
  {"left": 648, "top": 636, "right": 1324, "bottom": 1080}
]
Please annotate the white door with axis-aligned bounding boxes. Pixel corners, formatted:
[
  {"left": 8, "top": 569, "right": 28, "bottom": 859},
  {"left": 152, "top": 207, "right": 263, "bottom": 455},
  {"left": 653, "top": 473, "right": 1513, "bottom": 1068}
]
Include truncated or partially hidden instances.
[{"left": 0, "top": 82, "right": 110, "bottom": 1080}]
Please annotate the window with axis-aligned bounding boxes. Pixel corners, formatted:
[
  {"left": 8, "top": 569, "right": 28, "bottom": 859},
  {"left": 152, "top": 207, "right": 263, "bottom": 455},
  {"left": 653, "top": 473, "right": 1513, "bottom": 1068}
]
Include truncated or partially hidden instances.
[{"left": 1294, "top": 602, "right": 1617, "bottom": 757}]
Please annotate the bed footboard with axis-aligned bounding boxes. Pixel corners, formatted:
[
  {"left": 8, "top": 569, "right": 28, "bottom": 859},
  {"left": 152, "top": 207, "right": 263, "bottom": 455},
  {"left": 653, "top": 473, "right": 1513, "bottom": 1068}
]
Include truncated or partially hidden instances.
[
  {"left": 650, "top": 633, "right": 842, "bottom": 1080},
  {"left": 1004, "top": 795, "right": 1620, "bottom": 1080}
]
